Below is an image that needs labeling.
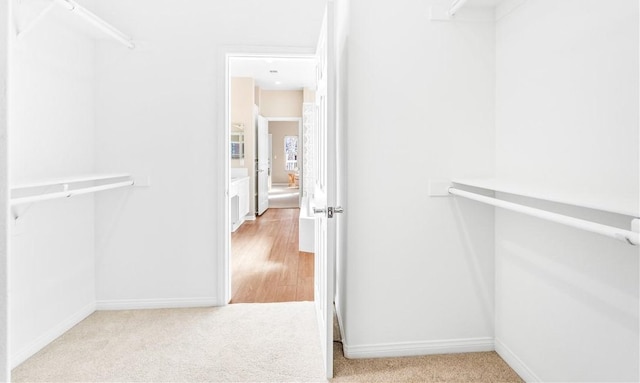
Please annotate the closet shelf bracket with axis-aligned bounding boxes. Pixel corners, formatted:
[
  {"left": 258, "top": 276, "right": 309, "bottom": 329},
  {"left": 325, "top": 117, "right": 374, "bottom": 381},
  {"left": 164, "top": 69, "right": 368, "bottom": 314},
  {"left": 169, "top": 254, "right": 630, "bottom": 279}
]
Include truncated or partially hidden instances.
[
  {"left": 17, "top": 0, "right": 135, "bottom": 49},
  {"left": 16, "top": 2, "right": 57, "bottom": 39},
  {"left": 429, "top": 0, "right": 470, "bottom": 20},
  {"left": 55, "top": 0, "right": 135, "bottom": 49}
]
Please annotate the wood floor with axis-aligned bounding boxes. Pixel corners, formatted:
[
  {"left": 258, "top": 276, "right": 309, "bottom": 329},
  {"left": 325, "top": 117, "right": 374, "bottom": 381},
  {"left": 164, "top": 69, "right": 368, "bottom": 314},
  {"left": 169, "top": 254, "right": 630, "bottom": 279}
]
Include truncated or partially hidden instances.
[{"left": 230, "top": 208, "right": 314, "bottom": 303}]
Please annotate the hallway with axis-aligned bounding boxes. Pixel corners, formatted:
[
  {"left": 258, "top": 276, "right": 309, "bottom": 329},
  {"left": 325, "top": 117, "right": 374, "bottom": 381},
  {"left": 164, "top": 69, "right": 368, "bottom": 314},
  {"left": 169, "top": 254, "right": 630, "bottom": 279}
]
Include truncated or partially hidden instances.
[
  {"left": 268, "top": 183, "right": 300, "bottom": 209},
  {"left": 231, "top": 208, "right": 313, "bottom": 303}
]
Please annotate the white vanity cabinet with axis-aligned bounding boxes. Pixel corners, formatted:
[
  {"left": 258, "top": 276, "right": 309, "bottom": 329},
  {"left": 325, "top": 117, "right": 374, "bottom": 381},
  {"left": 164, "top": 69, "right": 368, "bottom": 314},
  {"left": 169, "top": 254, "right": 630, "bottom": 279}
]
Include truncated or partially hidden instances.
[{"left": 230, "top": 176, "right": 250, "bottom": 232}]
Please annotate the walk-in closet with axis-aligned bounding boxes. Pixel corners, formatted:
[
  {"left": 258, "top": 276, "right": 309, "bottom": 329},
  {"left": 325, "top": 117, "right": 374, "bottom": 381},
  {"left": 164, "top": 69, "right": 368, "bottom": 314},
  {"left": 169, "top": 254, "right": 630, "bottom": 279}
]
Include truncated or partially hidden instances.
[{"left": 0, "top": 0, "right": 637, "bottom": 381}]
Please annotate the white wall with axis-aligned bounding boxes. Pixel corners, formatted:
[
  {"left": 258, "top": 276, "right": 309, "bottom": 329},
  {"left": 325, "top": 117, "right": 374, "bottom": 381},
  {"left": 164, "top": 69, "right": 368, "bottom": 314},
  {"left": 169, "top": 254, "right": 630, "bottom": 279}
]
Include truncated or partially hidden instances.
[
  {"left": 9, "top": 5, "right": 96, "bottom": 367},
  {"left": 90, "top": 0, "right": 326, "bottom": 307},
  {"left": 342, "top": 0, "right": 496, "bottom": 357},
  {"left": 494, "top": 1, "right": 639, "bottom": 381},
  {"left": 260, "top": 90, "right": 303, "bottom": 117}
]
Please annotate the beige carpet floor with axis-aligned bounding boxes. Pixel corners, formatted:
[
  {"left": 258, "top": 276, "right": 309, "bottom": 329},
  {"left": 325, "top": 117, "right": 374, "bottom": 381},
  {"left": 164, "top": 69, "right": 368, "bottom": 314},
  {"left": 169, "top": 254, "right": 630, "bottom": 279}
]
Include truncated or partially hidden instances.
[
  {"left": 332, "top": 344, "right": 523, "bottom": 382},
  {"left": 12, "top": 302, "right": 325, "bottom": 382},
  {"left": 12, "top": 302, "right": 523, "bottom": 382}
]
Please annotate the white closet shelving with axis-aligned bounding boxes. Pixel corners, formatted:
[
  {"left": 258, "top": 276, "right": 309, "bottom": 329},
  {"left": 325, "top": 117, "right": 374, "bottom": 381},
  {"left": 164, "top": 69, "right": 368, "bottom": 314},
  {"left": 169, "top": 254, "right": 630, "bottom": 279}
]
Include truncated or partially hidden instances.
[
  {"left": 17, "top": 0, "right": 135, "bottom": 49},
  {"left": 452, "top": 178, "right": 640, "bottom": 218},
  {"left": 11, "top": 174, "right": 135, "bottom": 207},
  {"left": 448, "top": 181, "right": 639, "bottom": 246}
]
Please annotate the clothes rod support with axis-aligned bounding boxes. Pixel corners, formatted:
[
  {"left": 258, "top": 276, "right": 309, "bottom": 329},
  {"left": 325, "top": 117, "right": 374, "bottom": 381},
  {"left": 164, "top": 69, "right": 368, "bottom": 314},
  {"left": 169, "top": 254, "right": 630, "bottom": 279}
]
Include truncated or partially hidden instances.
[
  {"left": 449, "top": 0, "right": 470, "bottom": 16},
  {"left": 449, "top": 187, "right": 639, "bottom": 246},
  {"left": 54, "top": 0, "right": 135, "bottom": 49},
  {"left": 11, "top": 180, "right": 134, "bottom": 206},
  {"left": 17, "top": 2, "right": 57, "bottom": 39}
]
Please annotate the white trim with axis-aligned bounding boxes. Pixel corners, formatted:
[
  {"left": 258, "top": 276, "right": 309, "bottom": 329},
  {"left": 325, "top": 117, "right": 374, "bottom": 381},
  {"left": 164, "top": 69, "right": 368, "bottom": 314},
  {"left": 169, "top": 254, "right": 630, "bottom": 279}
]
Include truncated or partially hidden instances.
[
  {"left": 11, "top": 302, "right": 95, "bottom": 369},
  {"left": 218, "top": 46, "right": 317, "bottom": 306},
  {"left": 96, "top": 297, "right": 218, "bottom": 311},
  {"left": 495, "top": 338, "right": 540, "bottom": 383},
  {"left": 343, "top": 337, "right": 495, "bottom": 359}
]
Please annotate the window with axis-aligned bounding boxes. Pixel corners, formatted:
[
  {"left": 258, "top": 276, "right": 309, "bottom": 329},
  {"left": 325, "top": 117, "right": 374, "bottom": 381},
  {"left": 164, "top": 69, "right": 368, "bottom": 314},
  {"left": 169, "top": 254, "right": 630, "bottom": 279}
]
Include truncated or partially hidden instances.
[{"left": 284, "top": 136, "right": 298, "bottom": 170}]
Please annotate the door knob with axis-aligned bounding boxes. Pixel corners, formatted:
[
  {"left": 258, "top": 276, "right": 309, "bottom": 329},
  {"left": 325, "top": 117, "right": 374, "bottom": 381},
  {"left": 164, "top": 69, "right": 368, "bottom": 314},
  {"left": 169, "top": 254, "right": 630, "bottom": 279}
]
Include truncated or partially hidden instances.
[{"left": 313, "top": 206, "right": 344, "bottom": 218}]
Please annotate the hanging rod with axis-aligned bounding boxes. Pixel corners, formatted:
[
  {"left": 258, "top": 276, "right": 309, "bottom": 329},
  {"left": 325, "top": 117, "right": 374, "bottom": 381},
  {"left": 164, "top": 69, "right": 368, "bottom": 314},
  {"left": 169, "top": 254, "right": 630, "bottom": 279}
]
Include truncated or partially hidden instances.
[
  {"left": 12, "top": 173, "right": 131, "bottom": 190},
  {"left": 11, "top": 180, "right": 134, "bottom": 206},
  {"left": 448, "top": 187, "right": 639, "bottom": 246}
]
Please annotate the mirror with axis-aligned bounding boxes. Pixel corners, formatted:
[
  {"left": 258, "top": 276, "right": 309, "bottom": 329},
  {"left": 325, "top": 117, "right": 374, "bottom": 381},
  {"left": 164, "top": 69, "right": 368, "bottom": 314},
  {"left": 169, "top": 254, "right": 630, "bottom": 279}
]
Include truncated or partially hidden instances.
[{"left": 231, "top": 123, "right": 245, "bottom": 159}]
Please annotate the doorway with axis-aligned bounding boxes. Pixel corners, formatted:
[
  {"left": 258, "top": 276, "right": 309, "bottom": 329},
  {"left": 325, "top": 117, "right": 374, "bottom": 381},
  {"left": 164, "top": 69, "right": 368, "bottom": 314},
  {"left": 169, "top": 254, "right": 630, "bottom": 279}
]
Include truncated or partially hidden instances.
[
  {"left": 226, "top": 55, "right": 316, "bottom": 304},
  {"left": 268, "top": 118, "right": 302, "bottom": 209}
]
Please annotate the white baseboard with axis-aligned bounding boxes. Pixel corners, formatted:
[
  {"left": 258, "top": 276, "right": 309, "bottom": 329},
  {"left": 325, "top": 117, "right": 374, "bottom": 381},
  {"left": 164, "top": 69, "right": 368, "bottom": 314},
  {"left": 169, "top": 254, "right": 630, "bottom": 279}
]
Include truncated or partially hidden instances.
[
  {"left": 11, "top": 301, "right": 96, "bottom": 369},
  {"left": 343, "top": 337, "right": 495, "bottom": 359},
  {"left": 495, "top": 338, "right": 540, "bottom": 382},
  {"left": 96, "top": 297, "right": 219, "bottom": 311},
  {"left": 334, "top": 300, "right": 346, "bottom": 343}
]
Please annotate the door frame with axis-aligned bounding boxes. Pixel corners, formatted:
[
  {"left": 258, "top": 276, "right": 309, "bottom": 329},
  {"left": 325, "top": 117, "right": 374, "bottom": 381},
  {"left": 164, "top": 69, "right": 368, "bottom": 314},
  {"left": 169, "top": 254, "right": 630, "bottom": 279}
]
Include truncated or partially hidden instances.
[
  {"left": 264, "top": 117, "right": 303, "bottom": 202},
  {"left": 217, "top": 48, "right": 316, "bottom": 305}
]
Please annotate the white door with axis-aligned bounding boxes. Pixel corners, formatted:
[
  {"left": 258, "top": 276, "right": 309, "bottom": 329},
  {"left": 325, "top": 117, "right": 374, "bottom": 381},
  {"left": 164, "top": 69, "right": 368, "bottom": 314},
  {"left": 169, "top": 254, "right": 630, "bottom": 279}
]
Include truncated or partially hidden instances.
[
  {"left": 257, "top": 115, "right": 269, "bottom": 215},
  {"left": 313, "top": 3, "right": 337, "bottom": 379}
]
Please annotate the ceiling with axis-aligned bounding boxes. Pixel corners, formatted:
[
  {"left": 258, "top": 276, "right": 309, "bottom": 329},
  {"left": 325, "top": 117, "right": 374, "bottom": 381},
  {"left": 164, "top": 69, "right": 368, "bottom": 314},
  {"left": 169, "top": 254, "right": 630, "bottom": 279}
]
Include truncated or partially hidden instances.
[{"left": 229, "top": 57, "right": 317, "bottom": 91}]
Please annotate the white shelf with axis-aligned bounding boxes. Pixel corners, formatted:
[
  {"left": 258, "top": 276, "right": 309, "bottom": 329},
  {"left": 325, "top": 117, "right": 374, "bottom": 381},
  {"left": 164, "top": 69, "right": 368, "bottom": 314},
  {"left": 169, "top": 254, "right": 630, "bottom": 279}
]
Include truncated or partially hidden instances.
[
  {"left": 451, "top": 178, "right": 640, "bottom": 218},
  {"left": 11, "top": 180, "right": 134, "bottom": 206},
  {"left": 11, "top": 173, "right": 135, "bottom": 210}
]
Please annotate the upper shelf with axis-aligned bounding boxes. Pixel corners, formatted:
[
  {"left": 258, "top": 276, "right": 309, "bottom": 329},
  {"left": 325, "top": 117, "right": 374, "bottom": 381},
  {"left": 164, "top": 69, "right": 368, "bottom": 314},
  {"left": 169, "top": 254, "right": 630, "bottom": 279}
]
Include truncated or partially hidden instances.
[{"left": 451, "top": 178, "right": 640, "bottom": 218}]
